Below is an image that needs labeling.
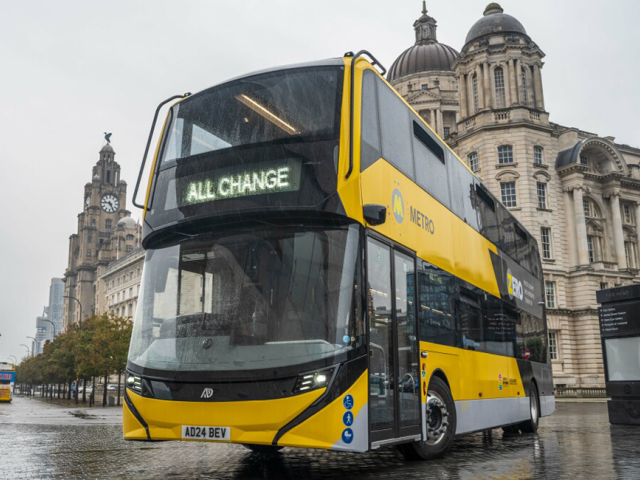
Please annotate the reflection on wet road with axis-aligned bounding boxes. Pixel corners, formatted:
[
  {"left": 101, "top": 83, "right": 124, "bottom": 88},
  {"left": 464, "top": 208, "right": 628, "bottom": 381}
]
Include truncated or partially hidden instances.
[{"left": 1, "top": 397, "right": 638, "bottom": 479}]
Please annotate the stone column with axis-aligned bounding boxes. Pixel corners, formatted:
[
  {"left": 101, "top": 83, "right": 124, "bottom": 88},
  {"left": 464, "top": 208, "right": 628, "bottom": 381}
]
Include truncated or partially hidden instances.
[
  {"left": 437, "top": 109, "right": 444, "bottom": 137},
  {"left": 533, "top": 63, "right": 545, "bottom": 110},
  {"left": 572, "top": 185, "right": 590, "bottom": 266},
  {"left": 608, "top": 190, "right": 627, "bottom": 269},
  {"left": 483, "top": 62, "right": 491, "bottom": 109},
  {"left": 502, "top": 64, "right": 511, "bottom": 107},
  {"left": 515, "top": 59, "right": 523, "bottom": 106},
  {"left": 526, "top": 65, "right": 535, "bottom": 109},
  {"left": 459, "top": 74, "right": 468, "bottom": 119},
  {"left": 635, "top": 202, "right": 640, "bottom": 235},
  {"left": 430, "top": 109, "right": 436, "bottom": 128},
  {"left": 476, "top": 65, "right": 485, "bottom": 110},
  {"left": 507, "top": 59, "right": 517, "bottom": 106}
]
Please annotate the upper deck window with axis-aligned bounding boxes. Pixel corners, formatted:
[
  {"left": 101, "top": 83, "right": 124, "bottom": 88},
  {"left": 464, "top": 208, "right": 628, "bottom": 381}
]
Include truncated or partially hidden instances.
[{"left": 161, "top": 67, "right": 343, "bottom": 163}]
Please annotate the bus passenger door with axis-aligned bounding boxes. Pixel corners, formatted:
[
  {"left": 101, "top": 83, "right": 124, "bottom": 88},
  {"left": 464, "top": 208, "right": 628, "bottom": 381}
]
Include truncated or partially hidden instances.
[{"left": 367, "top": 237, "right": 421, "bottom": 444}]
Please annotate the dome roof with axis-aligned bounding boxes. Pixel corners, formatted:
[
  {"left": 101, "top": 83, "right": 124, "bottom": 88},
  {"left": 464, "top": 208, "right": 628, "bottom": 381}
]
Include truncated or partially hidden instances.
[
  {"left": 465, "top": 3, "right": 527, "bottom": 45},
  {"left": 388, "top": 42, "right": 459, "bottom": 82},
  {"left": 117, "top": 216, "right": 136, "bottom": 229},
  {"left": 100, "top": 143, "right": 114, "bottom": 153},
  {"left": 388, "top": 4, "right": 458, "bottom": 83}
]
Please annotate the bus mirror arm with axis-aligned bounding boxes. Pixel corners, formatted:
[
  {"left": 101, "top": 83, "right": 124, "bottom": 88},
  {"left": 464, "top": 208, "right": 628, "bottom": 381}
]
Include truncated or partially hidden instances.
[
  {"left": 363, "top": 204, "right": 387, "bottom": 226},
  {"left": 132, "top": 93, "right": 192, "bottom": 210}
]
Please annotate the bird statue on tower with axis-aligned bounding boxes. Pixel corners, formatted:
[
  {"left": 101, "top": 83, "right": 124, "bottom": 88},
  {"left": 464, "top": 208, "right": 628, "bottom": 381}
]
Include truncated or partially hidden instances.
[{"left": 104, "top": 132, "right": 112, "bottom": 144}]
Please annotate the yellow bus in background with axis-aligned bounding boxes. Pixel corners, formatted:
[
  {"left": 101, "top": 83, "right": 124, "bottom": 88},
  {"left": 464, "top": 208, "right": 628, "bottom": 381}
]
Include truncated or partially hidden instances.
[
  {"left": 0, "top": 362, "right": 15, "bottom": 403},
  {"left": 124, "top": 52, "right": 554, "bottom": 459}
]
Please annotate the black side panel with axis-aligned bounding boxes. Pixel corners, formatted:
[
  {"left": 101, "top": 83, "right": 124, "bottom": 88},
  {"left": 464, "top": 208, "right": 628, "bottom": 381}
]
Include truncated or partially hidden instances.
[{"left": 273, "top": 354, "right": 368, "bottom": 445}]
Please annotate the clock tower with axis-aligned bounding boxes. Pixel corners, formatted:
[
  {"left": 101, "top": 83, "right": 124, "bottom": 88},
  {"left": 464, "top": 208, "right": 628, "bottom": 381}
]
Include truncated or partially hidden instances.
[{"left": 63, "top": 142, "right": 139, "bottom": 330}]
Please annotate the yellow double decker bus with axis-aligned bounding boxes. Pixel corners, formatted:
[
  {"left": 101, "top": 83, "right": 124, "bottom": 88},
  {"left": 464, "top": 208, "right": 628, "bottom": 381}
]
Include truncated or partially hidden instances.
[
  {"left": 124, "top": 52, "right": 554, "bottom": 459},
  {"left": 0, "top": 362, "right": 15, "bottom": 403}
]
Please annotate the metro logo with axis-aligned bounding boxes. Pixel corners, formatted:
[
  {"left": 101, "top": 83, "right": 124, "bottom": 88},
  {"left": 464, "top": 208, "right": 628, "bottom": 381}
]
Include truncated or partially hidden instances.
[{"left": 391, "top": 189, "right": 405, "bottom": 223}]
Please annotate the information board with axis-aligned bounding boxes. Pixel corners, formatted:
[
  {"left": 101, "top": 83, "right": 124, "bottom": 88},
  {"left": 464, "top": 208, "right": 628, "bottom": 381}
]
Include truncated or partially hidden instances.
[{"left": 598, "top": 301, "right": 640, "bottom": 338}]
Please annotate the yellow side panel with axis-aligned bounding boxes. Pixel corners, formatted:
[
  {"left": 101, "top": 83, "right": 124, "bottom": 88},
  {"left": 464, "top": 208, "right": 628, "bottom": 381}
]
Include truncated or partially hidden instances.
[
  {"left": 279, "top": 370, "right": 368, "bottom": 450},
  {"left": 126, "top": 388, "right": 324, "bottom": 445},
  {"left": 123, "top": 400, "right": 147, "bottom": 440},
  {"left": 420, "top": 341, "right": 526, "bottom": 402},
  {"left": 361, "top": 160, "right": 500, "bottom": 298}
]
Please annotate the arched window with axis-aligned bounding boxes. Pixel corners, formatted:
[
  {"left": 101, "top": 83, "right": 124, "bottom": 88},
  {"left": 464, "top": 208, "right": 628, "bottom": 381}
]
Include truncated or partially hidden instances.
[
  {"left": 468, "top": 152, "right": 479, "bottom": 172},
  {"left": 583, "top": 198, "right": 600, "bottom": 219},
  {"left": 472, "top": 73, "right": 479, "bottom": 112},
  {"left": 494, "top": 67, "right": 506, "bottom": 108},
  {"left": 624, "top": 228, "right": 638, "bottom": 269},
  {"left": 534, "top": 146, "right": 544, "bottom": 165},
  {"left": 521, "top": 67, "right": 528, "bottom": 105}
]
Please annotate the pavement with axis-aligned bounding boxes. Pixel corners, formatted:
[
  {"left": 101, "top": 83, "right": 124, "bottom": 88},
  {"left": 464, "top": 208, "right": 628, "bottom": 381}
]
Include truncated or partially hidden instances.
[{"left": 1, "top": 396, "right": 639, "bottom": 479}]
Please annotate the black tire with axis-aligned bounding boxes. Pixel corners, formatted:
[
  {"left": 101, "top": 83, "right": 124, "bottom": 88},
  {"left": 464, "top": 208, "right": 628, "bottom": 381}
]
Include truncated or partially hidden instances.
[
  {"left": 242, "top": 444, "right": 284, "bottom": 455},
  {"left": 397, "top": 376, "right": 456, "bottom": 461},
  {"left": 519, "top": 383, "right": 540, "bottom": 433}
]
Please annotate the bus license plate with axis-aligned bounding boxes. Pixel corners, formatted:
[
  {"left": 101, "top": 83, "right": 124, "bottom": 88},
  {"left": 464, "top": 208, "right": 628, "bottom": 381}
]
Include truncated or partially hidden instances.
[{"left": 182, "top": 425, "right": 231, "bottom": 441}]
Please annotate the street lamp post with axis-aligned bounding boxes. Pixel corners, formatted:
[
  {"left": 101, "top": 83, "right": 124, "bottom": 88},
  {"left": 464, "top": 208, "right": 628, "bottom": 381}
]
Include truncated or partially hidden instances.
[
  {"left": 19, "top": 344, "right": 30, "bottom": 396},
  {"left": 26, "top": 336, "right": 37, "bottom": 356},
  {"left": 42, "top": 318, "right": 57, "bottom": 339},
  {"left": 63, "top": 295, "right": 83, "bottom": 327},
  {"left": 8, "top": 355, "right": 17, "bottom": 364}
]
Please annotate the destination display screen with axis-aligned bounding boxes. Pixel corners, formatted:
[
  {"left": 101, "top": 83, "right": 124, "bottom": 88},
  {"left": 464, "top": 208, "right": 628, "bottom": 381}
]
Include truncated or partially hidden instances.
[{"left": 169, "top": 159, "right": 302, "bottom": 209}]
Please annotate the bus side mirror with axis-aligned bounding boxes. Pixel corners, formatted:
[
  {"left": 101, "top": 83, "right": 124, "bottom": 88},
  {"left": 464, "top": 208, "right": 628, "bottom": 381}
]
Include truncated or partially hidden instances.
[{"left": 363, "top": 204, "right": 387, "bottom": 226}]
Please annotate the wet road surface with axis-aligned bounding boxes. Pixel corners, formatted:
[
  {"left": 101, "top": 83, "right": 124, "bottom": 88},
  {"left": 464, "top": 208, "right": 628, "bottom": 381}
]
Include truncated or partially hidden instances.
[{"left": 1, "top": 396, "right": 639, "bottom": 479}]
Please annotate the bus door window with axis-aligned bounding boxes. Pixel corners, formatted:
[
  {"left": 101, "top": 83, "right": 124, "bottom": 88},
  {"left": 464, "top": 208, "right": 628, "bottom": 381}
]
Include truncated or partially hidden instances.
[
  {"left": 367, "top": 238, "right": 395, "bottom": 433},
  {"left": 394, "top": 251, "right": 420, "bottom": 429}
]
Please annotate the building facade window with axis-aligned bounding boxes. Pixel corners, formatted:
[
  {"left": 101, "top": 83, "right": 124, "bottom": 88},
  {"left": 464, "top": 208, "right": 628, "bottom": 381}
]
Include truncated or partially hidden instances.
[
  {"left": 91, "top": 219, "right": 96, "bottom": 229},
  {"left": 494, "top": 67, "right": 506, "bottom": 108},
  {"left": 468, "top": 152, "right": 479, "bottom": 172},
  {"left": 472, "top": 73, "right": 479, "bottom": 112},
  {"left": 537, "top": 182, "right": 547, "bottom": 209},
  {"left": 625, "top": 239, "right": 637, "bottom": 269},
  {"left": 521, "top": 67, "right": 528, "bottom": 105},
  {"left": 587, "top": 236, "right": 595, "bottom": 263},
  {"left": 545, "top": 281, "right": 556, "bottom": 308},
  {"left": 500, "top": 182, "right": 517, "bottom": 207},
  {"left": 548, "top": 331, "right": 558, "bottom": 360},
  {"left": 86, "top": 249, "right": 91, "bottom": 258},
  {"left": 580, "top": 154, "right": 588, "bottom": 165},
  {"left": 126, "top": 245, "right": 133, "bottom": 252},
  {"left": 498, "top": 145, "right": 513, "bottom": 164},
  {"left": 105, "top": 219, "right": 112, "bottom": 230},
  {"left": 583, "top": 198, "right": 599, "bottom": 218},
  {"left": 443, "top": 127, "right": 450, "bottom": 137},
  {"left": 600, "top": 282, "right": 608, "bottom": 290},
  {"left": 623, "top": 204, "right": 633, "bottom": 224},
  {"left": 540, "top": 227, "right": 552, "bottom": 258},
  {"left": 534, "top": 146, "right": 543, "bottom": 165},
  {"left": 87, "top": 235, "right": 92, "bottom": 244},
  {"left": 500, "top": 182, "right": 518, "bottom": 207}
]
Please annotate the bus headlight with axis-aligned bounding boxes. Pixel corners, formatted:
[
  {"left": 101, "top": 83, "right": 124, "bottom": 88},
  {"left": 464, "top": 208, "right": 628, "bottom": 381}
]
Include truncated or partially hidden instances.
[
  {"left": 127, "top": 374, "right": 142, "bottom": 393},
  {"left": 293, "top": 367, "right": 335, "bottom": 394}
]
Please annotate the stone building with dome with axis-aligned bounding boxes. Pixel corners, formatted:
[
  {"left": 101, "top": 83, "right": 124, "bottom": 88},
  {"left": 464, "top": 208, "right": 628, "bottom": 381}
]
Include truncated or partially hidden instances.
[
  {"left": 389, "top": 3, "right": 640, "bottom": 389},
  {"left": 62, "top": 143, "right": 141, "bottom": 330}
]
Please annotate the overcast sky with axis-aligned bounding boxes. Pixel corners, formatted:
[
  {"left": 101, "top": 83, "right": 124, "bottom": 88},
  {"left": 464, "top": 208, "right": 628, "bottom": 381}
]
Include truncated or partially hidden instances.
[{"left": 1, "top": 0, "right": 639, "bottom": 363}]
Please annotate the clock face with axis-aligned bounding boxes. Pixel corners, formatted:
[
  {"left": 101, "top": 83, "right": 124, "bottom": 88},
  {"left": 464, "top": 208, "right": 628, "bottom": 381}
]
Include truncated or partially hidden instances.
[
  {"left": 101, "top": 194, "right": 119, "bottom": 213},
  {"left": 85, "top": 196, "right": 91, "bottom": 209}
]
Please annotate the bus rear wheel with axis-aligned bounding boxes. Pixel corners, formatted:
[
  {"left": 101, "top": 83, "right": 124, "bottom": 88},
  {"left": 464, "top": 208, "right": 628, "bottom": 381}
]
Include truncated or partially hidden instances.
[
  {"left": 518, "top": 383, "right": 540, "bottom": 433},
  {"left": 242, "top": 444, "right": 284, "bottom": 455},
  {"left": 397, "top": 376, "right": 456, "bottom": 461}
]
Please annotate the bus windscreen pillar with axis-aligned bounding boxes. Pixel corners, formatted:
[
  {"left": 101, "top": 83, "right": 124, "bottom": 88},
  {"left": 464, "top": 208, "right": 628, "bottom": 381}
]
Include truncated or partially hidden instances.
[{"left": 597, "top": 285, "right": 640, "bottom": 425}]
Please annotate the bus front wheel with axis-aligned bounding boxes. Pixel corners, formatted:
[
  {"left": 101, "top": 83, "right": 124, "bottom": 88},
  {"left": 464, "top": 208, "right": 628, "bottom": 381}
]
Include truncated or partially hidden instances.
[{"left": 397, "top": 376, "right": 456, "bottom": 461}]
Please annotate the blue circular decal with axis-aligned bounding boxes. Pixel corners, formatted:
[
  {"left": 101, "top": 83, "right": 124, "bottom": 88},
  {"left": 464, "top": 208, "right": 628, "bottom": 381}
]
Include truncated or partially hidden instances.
[
  {"left": 343, "top": 394, "right": 354, "bottom": 410},
  {"left": 391, "top": 189, "right": 404, "bottom": 224},
  {"left": 343, "top": 410, "right": 354, "bottom": 427},
  {"left": 343, "top": 335, "right": 351, "bottom": 344},
  {"left": 342, "top": 428, "right": 354, "bottom": 444}
]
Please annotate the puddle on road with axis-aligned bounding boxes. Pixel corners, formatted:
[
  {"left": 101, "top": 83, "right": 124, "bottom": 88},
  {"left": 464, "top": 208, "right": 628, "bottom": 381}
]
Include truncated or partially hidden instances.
[{"left": 69, "top": 410, "right": 97, "bottom": 420}]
